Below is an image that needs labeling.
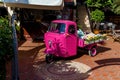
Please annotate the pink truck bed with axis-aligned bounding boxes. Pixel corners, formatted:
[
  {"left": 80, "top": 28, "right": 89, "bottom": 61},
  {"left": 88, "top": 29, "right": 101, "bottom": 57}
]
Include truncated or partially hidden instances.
[
  {"left": 77, "top": 38, "right": 102, "bottom": 48},
  {"left": 78, "top": 38, "right": 85, "bottom": 47}
]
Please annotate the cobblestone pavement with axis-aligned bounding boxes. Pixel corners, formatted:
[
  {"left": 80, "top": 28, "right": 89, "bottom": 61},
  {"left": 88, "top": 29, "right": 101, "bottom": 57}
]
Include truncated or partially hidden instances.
[{"left": 6, "top": 37, "right": 120, "bottom": 80}]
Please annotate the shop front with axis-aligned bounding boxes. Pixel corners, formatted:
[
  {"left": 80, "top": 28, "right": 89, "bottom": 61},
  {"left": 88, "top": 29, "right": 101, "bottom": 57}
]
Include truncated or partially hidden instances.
[
  {"left": 1, "top": 0, "right": 77, "bottom": 41},
  {"left": 18, "top": 0, "right": 77, "bottom": 41},
  {"left": 2, "top": 0, "right": 65, "bottom": 41},
  {"left": 20, "top": 9, "right": 58, "bottom": 41}
]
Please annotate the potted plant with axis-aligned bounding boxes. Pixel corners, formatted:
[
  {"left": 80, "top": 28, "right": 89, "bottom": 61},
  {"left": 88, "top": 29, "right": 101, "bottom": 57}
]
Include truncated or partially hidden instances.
[{"left": 90, "top": 9, "right": 105, "bottom": 34}]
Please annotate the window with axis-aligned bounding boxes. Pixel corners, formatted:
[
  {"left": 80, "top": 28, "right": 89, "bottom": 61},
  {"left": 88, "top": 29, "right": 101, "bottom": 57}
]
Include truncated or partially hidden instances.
[
  {"left": 49, "top": 22, "right": 65, "bottom": 33},
  {"left": 68, "top": 25, "right": 75, "bottom": 34}
]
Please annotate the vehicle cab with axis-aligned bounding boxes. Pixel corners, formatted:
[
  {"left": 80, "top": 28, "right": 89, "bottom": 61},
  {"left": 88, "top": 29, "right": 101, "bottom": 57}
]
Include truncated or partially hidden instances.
[{"left": 44, "top": 20, "right": 78, "bottom": 61}]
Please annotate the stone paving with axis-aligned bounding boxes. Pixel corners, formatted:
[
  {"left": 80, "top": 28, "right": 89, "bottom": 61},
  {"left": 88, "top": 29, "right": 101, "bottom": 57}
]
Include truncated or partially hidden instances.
[{"left": 6, "top": 37, "right": 120, "bottom": 80}]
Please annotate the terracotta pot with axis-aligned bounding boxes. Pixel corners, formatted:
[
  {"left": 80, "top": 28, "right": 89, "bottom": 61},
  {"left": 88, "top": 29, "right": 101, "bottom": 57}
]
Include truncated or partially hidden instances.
[{"left": 94, "top": 29, "right": 99, "bottom": 34}]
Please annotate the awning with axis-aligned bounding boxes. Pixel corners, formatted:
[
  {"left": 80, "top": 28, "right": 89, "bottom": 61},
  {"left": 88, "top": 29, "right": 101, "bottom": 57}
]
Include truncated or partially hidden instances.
[{"left": 1, "top": 0, "right": 64, "bottom": 10}]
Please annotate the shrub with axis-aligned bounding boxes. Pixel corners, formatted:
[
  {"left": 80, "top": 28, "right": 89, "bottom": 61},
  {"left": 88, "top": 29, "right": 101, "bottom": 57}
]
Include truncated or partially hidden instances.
[
  {"left": 90, "top": 9, "right": 105, "bottom": 22},
  {"left": 0, "top": 16, "right": 13, "bottom": 61}
]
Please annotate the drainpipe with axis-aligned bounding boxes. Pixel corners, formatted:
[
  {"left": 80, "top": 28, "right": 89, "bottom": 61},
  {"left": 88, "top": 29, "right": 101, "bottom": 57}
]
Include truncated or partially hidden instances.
[
  {"left": 3, "top": 0, "right": 19, "bottom": 79},
  {"left": 3, "top": 1, "right": 19, "bottom": 80},
  {"left": 11, "top": 11, "right": 19, "bottom": 80}
]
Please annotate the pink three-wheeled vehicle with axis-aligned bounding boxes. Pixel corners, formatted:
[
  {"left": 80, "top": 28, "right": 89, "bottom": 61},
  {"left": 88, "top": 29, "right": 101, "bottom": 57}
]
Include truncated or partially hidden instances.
[{"left": 44, "top": 20, "right": 99, "bottom": 63}]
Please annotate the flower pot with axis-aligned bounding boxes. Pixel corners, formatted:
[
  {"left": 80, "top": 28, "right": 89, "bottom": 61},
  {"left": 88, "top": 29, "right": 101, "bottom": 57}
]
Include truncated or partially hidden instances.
[{"left": 94, "top": 29, "right": 99, "bottom": 34}]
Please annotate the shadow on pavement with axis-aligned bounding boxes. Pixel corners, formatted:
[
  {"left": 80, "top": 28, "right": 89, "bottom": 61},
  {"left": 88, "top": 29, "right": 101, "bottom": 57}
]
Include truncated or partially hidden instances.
[
  {"left": 65, "top": 45, "right": 111, "bottom": 60},
  {"left": 53, "top": 48, "right": 85, "bottom": 61},
  {"left": 96, "top": 46, "right": 111, "bottom": 54},
  {"left": 95, "top": 58, "right": 120, "bottom": 66},
  {"left": 52, "top": 45, "right": 111, "bottom": 61},
  {"left": 33, "top": 58, "right": 120, "bottom": 80},
  {"left": 33, "top": 60, "right": 91, "bottom": 80},
  {"left": 18, "top": 44, "right": 45, "bottom": 61},
  {"left": 86, "top": 58, "right": 120, "bottom": 73}
]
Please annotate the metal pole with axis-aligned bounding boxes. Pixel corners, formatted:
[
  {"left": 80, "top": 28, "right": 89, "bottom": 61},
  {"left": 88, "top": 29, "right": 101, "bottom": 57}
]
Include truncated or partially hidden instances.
[{"left": 11, "top": 11, "right": 19, "bottom": 80}]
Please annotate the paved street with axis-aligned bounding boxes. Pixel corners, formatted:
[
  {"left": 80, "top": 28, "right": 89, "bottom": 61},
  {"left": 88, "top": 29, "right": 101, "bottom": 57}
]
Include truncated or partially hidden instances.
[{"left": 6, "top": 36, "right": 120, "bottom": 80}]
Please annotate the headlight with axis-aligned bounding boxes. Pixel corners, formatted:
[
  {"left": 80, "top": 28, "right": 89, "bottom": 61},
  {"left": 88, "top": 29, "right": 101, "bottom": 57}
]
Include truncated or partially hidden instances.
[{"left": 48, "top": 40, "right": 52, "bottom": 48}]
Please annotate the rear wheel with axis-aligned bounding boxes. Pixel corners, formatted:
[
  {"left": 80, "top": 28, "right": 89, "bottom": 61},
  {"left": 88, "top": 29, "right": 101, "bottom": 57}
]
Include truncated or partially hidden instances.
[
  {"left": 45, "top": 54, "right": 54, "bottom": 63},
  {"left": 88, "top": 48, "right": 97, "bottom": 57}
]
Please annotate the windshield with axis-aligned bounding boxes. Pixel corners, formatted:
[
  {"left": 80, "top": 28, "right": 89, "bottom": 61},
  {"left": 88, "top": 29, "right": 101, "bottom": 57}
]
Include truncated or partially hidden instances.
[{"left": 48, "top": 22, "right": 65, "bottom": 33}]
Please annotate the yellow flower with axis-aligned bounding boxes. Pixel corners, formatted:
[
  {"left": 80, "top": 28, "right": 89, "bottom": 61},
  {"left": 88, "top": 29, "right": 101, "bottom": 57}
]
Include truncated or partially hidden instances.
[{"left": 103, "top": 34, "right": 107, "bottom": 36}]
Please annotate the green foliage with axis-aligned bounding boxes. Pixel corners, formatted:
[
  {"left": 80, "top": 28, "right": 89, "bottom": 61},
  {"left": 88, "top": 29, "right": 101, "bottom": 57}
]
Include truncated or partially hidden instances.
[
  {"left": 86, "top": 0, "right": 120, "bottom": 15},
  {"left": 113, "top": 0, "right": 120, "bottom": 5},
  {"left": 15, "top": 25, "right": 20, "bottom": 32},
  {"left": 0, "top": 16, "right": 13, "bottom": 60},
  {"left": 90, "top": 9, "right": 105, "bottom": 22},
  {"left": 86, "top": 0, "right": 112, "bottom": 8},
  {"left": 112, "top": 6, "right": 120, "bottom": 14},
  {"left": 86, "top": 0, "right": 94, "bottom": 7},
  {"left": 111, "top": 0, "right": 120, "bottom": 14},
  {"left": 77, "top": 24, "right": 82, "bottom": 29}
]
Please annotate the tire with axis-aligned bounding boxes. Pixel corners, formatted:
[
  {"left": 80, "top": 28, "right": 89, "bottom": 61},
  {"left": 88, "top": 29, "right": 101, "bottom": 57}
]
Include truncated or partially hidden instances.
[
  {"left": 88, "top": 48, "right": 97, "bottom": 57},
  {"left": 45, "top": 54, "right": 54, "bottom": 63}
]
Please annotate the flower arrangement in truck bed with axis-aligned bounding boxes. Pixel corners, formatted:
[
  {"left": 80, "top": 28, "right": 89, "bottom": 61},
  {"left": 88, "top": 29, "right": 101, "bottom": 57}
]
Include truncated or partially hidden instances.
[
  {"left": 84, "top": 33, "right": 107, "bottom": 44},
  {"left": 77, "top": 29, "right": 107, "bottom": 44}
]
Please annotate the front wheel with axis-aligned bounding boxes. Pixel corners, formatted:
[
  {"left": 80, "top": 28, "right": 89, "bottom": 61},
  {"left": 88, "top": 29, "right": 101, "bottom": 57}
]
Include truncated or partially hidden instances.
[
  {"left": 88, "top": 48, "right": 97, "bottom": 57},
  {"left": 45, "top": 54, "right": 54, "bottom": 63}
]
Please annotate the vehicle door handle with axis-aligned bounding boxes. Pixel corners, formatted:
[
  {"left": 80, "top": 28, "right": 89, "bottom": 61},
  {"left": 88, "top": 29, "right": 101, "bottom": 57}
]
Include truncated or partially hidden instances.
[{"left": 65, "top": 33, "right": 70, "bottom": 37}]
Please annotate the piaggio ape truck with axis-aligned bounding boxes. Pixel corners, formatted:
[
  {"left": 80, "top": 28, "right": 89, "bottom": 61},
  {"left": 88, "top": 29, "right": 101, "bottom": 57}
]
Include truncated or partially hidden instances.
[{"left": 44, "top": 20, "right": 106, "bottom": 63}]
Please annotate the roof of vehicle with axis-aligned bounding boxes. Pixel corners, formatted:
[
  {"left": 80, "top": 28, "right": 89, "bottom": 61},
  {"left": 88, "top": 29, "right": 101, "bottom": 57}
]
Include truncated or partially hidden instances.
[{"left": 52, "top": 20, "right": 76, "bottom": 25}]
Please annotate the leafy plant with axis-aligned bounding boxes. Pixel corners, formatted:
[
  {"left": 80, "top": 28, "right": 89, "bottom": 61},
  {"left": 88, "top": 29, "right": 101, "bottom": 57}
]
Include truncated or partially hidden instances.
[
  {"left": 111, "top": 0, "right": 120, "bottom": 14},
  {"left": 86, "top": 0, "right": 113, "bottom": 8},
  {"left": 90, "top": 9, "right": 105, "bottom": 32},
  {"left": 0, "top": 16, "right": 13, "bottom": 80},
  {"left": 90, "top": 9, "right": 105, "bottom": 22},
  {"left": 86, "top": 0, "right": 120, "bottom": 15},
  {"left": 77, "top": 24, "right": 82, "bottom": 29},
  {"left": 0, "top": 16, "right": 13, "bottom": 61}
]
